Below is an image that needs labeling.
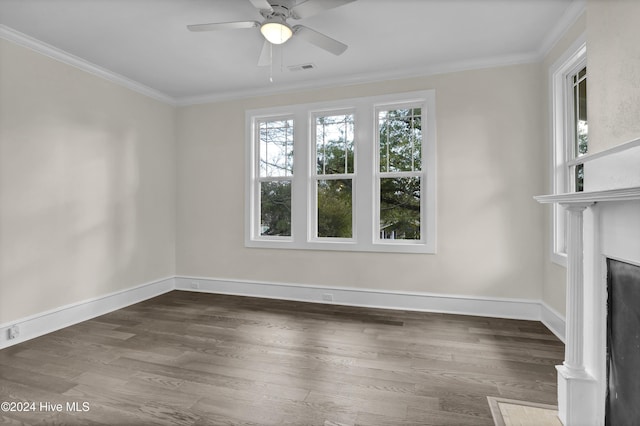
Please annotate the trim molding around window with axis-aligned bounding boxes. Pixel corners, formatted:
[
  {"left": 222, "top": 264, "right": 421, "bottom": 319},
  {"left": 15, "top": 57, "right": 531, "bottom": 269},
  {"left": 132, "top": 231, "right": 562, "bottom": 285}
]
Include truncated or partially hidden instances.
[
  {"left": 245, "top": 90, "right": 437, "bottom": 254},
  {"left": 549, "top": 33, "right": 587, "bottom": 267}
]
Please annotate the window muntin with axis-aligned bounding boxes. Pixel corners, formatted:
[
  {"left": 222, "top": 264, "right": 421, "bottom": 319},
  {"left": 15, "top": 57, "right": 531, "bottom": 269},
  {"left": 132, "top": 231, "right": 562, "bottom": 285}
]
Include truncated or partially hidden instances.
[
  {"left": 379, "top": 107, "right": 422, "bottom": 173},
  {"left": 377, "top": 106, "right": 424, "bottom": 242},
  {"left": 259, "top": 119, "right": 293, "bottom": 177},
  {"left": 315, "top": 113, "right": 354, "bottom": 175},
  {"left": 256, "top": 117, "right": 293, "bottom": 238}
]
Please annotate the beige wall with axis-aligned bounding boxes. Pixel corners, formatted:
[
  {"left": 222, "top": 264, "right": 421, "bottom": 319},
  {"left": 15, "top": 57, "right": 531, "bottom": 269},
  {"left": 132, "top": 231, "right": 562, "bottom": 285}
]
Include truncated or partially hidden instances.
[
  {"left": 176, "top": 64, "right": 546, "bottom": 301},
  {"left": 12, "top": 2, "right": 634, "bottom": 324},
  {"left": 587, "top": 0, "right": 640, "bottom": 153},
  {"left": 540, "top": 13, "right": 588, "bottom": 316},
  {"left": 0, "top": 39, "right": 176, "bottom": 323}
]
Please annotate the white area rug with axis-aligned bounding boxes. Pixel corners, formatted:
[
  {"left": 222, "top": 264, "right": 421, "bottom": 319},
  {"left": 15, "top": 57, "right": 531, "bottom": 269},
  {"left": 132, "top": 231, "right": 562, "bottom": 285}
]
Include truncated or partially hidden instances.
[{"left": 487, "top": 396, "right": 561, "bottom": 426}]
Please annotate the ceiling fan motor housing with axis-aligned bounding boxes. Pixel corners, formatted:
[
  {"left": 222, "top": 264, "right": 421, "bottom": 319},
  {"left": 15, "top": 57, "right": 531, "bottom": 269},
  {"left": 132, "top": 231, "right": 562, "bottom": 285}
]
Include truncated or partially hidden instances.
[{"left": 260, "top": 1, "right": 295, "bottom": 20}]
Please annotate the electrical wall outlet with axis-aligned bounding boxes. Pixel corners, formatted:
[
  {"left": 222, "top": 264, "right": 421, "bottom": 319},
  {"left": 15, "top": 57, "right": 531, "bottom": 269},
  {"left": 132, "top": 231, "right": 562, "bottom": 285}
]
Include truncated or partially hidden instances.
[
  {"left": 322, "top": 293, "right": 334, "bottom": 302},
  {"left": 190, "top": 280, "right": 200, "bottom": 289},
  {"left": 8, "top": 325, "right": 19, "bottom": 340}
]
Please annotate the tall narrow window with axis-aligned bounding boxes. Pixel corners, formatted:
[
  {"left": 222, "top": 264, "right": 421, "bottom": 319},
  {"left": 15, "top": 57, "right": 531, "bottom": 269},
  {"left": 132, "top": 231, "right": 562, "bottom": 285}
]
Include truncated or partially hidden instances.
[
  {"left": 550, "top": 36, "right": 586, "bottom": 265},
  {"left": 570, "top": 66, "right": 588, "bottom": 192},
  {"left": 313, "top": 112, "right": 354, "bottom": 239},
  {"left": 377, "top": 106, "right": 423, "bottom": 241},
  {"left": 257, "top": 118, "right": 293, "bottom": 237}
]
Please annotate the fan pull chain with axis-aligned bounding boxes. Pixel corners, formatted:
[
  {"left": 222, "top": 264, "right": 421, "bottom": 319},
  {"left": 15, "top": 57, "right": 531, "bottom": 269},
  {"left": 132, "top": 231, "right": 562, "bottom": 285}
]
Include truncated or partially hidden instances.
[
  {"left": 281, "top": 43, "right": 284, "bottom": 74},
  {"left": 269, "top": 43, "right": 273, "bottom": 83}
]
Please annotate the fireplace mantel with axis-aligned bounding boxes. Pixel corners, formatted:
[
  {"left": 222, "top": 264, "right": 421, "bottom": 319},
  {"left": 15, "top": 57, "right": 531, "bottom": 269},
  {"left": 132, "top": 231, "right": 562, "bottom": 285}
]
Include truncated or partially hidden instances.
[
  {"left": 535, "top": 187, "right": 640, "bottom": 205},
  {"left": 535, "top": 139, "right": 640, "bottom": 426}
]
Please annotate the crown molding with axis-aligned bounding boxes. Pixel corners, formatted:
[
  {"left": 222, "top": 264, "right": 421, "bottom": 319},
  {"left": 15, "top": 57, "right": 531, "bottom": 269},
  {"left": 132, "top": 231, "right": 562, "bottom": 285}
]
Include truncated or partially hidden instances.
[
  {"left": 6, "top": 19, "right": 532, "bottom": 108},
  {"left": 168, "top": 0, "right": 588, "bottom": 106},
  {"left": 176, "top": 51, "right": 540, "bottom": 106},
  {"left": 0, "top": 24, "right": 177, "bottom": 105},
  {"left": 2, "top": 0, "right": 587, "bottom": 108},
  {"left": 537, "top": 0, "right": 587, "bottom": 58}
]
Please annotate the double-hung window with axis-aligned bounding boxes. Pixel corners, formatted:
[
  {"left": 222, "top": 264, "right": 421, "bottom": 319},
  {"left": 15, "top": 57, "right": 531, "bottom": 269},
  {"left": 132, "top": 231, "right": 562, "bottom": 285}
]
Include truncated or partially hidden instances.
[
  {"left": 312, "top": 111, "right": 355, "bottom": 240},
  {"left": 568, "top": 66, "right": 588, "bottom": 192},
  {"left": 376, "top": 105, "right": 423, "bottom": 242},
  {"left": 256, "top": 117, "right": 294, "bottom": 238},
  {"left": 550, "top": 35, "right": 587, "bottom": 265},
  {"left": 246, "top": 90, "right": 436, "bottom": 253}
]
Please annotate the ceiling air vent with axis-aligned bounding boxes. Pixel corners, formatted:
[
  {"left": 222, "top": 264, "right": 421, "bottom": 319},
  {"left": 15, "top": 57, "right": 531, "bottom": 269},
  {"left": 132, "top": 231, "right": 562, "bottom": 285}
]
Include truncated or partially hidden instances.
[{"left": 288, "top": 63, "right": 316, "bottom": 72}]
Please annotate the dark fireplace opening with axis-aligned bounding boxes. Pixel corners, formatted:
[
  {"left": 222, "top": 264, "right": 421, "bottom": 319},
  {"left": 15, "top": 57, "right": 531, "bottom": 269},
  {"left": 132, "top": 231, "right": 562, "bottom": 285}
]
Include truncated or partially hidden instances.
[{"left": 606, "top": 258, "right": 640, "bottom": 426}]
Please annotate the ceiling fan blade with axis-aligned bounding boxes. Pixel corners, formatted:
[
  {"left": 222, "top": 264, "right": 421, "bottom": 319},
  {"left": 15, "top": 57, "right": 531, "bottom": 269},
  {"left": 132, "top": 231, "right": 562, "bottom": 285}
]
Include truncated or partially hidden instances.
[
  {"left": 258, "top": 40, "right": 271, "bottom": 67},
  {"left": 248, "top": 0, "right": 274, "bottom": 12},
  {"left": 291, "top": 0, "right": 356, "bottom": 19},
  {"left": 293, "top": 25, "right": 347, "bottom": 56},
  {"left": 187, "top": 21, "right": 259, "bottom": 32}
]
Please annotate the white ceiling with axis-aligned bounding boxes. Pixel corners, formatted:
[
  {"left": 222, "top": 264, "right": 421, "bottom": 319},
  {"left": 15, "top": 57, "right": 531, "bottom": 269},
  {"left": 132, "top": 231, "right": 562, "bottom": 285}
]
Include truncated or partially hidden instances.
[{"left": 0, "top": 0, "right": 582, "bottom": 104}]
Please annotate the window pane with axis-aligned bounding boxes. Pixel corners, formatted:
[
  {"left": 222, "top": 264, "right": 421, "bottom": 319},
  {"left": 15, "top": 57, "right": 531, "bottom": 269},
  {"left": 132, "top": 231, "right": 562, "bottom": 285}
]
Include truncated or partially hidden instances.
[
  {"left": 379, "top": 108, "right": 422, "bottom": 172},
  {"left": 573, "top": 68, "right": 589, "bottom": 157},
  {"left": 316, "top": 114, "right": 354, "bottom": 175},
  {"left": 571, "top": 67, "right": 587, "bottom": 193},
  {"left": 575, "top": 164, "right": 584, "bottom": 193},
  {"left": 578, "top": 67, "right": 586, "bottom": 79},
  {"left": 259, "top": 119, "right": 293, "bottom": 177},
  {"left": 260, "top": 181, "right": 291, "bottom": 236},
  {"left": 317, "top": 179, "right": 352, "bottom": 238},
  {"left": 380, "top": 177, "right": 421, "bottom": 240}
]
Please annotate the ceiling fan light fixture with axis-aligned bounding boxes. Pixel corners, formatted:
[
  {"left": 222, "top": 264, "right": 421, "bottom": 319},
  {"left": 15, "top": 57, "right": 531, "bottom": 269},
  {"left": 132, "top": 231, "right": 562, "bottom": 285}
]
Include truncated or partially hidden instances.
[{"left": 260, "top": 19, "right": 293, "bottom": 44}]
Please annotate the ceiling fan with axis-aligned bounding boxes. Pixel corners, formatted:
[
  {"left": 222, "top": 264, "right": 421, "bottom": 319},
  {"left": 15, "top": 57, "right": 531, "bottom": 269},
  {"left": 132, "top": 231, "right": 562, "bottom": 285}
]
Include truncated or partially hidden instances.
[{"left": 187, "top": 0, "right": 356, "bottom": 66}]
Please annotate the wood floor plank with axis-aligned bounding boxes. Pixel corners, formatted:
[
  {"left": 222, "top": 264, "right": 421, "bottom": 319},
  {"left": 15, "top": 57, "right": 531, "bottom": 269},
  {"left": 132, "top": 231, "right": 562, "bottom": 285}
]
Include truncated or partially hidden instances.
[{"left": 0, "top": 291, "right": 563, "bottom": 424}]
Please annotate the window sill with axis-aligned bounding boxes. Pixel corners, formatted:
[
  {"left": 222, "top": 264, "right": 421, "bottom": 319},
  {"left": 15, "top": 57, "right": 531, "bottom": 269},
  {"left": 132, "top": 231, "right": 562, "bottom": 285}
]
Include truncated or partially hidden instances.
[
  {"left": 245, "top": 239, "right": 436, "bottom": 254},
  {"left": 551, "top": 251, "right": 568, "bottom": 268}
]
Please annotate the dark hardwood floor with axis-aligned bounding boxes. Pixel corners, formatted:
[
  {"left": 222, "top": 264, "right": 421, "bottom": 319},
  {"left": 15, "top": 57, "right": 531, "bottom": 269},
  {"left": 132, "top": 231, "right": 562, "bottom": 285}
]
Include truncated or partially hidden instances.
[{"left": 0, "top": 291, "right": 564, "bottom": 425}]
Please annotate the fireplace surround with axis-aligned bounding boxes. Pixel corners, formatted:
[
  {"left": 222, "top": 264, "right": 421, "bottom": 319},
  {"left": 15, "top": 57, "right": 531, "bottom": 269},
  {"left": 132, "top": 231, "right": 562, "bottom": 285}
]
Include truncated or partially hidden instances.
[
  {"left": 606, "top": 258, "right": 640, "bottom": 425},
  {"left": 536, "top": 138, "right": 640, "bottom": 426}
]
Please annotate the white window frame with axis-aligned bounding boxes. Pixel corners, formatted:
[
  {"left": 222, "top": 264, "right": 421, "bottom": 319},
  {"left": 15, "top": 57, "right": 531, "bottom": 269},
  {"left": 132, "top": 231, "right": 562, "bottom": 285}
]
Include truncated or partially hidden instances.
[
  {"left": 374, "top": 102, "right": 426, "bottom": 246},
  {"left": 549, "top": 33, "right": 586, "bottom": 266},
  {"left": 252, "top": 115, "right": 295, "bottom": 242},
  {"left": 310, "top": 108, "right": 356, "bottom": 243},
  {"left": 245, "top": 90, "right": 437, "bottom": 254}
]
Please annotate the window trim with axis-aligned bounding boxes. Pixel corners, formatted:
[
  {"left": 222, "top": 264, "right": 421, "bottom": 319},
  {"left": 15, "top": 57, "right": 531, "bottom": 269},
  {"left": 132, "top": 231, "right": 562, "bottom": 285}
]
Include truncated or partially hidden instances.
[
  {"left": 245, "top": 90, "right": 437, "bottom": 254},
  {"left": 374, "top": 102, "right": 426, "bottom": 245},
  {"left": 250, "top": 114, "right": 295, "bottom": 242},
  {"left": 549, "top": 33, "right": 586, "bottom": 267},
  {"left": 310, "top": 108, "right": 356, "bottom": 243}
]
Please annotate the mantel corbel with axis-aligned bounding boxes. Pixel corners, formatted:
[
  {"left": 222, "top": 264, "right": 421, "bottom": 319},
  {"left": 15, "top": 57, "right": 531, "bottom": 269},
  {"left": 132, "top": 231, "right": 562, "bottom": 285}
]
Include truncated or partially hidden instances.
[{"left": 559, "top": 201, "right": 595, "bottom": 211}]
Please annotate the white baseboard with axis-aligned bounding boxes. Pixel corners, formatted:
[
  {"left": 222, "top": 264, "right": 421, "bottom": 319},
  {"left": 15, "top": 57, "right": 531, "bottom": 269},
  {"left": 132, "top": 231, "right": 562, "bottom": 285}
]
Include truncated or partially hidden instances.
[
  {"left": 175, "top": 275, "right": 548, "bottom": 322},
  {"left": 1, "top": 275, "right": 566, "bottom": 349},
  {"left": 0, "top": 277, "right": 175, "bottom": 349},
  {"left": 540, "top": 301, "right": 566, "bottom": 343}
]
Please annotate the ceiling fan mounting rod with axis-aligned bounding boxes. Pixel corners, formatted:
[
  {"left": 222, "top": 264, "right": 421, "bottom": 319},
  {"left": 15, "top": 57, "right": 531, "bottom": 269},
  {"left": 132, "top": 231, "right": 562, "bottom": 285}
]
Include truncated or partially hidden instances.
[{"left": 260, "top": 3, "right": 293, "bottom": 20}]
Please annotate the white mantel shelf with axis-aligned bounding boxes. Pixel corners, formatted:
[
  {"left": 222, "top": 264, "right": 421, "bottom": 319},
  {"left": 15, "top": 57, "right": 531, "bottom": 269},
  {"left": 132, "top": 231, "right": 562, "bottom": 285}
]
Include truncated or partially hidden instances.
[{"left": 534, "top": 186, "right": 640, "bottom": 205}]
